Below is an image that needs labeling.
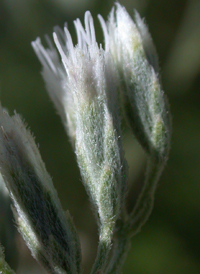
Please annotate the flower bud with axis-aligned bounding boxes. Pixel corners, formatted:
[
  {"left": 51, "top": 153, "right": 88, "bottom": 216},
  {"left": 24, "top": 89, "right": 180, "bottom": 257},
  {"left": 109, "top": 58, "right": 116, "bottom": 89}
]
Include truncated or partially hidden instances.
[{"left": 104, "top": 3, "right": 171, "bottom": 162}]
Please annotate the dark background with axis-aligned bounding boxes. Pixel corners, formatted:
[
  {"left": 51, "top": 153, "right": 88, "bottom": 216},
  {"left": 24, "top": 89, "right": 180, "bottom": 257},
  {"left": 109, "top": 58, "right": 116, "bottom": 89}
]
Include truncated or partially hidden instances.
[{"left": 0, "top": 0, "right": 200, "bottom": 273}]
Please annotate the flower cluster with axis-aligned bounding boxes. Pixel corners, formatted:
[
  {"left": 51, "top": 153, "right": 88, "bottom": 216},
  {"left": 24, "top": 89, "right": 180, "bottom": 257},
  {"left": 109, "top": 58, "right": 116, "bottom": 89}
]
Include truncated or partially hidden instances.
[{"left": 0, "top": 3, "right": 171, "bottom": 274}]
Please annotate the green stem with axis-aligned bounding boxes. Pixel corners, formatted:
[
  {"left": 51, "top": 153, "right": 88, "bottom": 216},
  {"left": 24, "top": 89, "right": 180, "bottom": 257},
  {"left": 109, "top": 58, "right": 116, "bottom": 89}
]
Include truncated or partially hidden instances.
[
  {"left": 90, "top": 228, "right": 112, "bottom": 274},
  {"left": 104, "top": 220, "right": 131, "bottom": 274},
  {"left": 90, "top": 241, "right": 110, "bottom": 274},
  {"left": 126, "top": 158, "right": 164, "bottom": 236}
]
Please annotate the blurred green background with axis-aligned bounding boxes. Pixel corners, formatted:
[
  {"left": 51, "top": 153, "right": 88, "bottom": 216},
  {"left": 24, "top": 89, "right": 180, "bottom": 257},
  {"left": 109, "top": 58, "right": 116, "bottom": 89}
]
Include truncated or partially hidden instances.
[{"left": 0, "top": 0, "right": 200, "bottom": 273}]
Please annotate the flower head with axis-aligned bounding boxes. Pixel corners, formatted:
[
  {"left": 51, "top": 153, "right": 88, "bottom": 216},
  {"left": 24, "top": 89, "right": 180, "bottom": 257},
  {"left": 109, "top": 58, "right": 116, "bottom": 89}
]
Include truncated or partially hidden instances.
[
  {"left": 32, "top": 8, "right": 127, "bottom": 250},
  {"left": 32, "top": 4, "right": 171, "bottom": 273}
]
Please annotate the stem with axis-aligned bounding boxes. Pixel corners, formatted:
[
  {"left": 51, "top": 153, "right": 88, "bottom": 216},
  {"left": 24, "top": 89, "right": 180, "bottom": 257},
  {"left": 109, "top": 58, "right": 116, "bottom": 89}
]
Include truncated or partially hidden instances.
[
  {"left": 105, "top": 220, "right": 131, "bottom": 274},
  {"left": 126, "top": 158, "right": 164, "bottom": 236},
  {"left": 90, "top": 227, "right": 112, "bottom": 274}
]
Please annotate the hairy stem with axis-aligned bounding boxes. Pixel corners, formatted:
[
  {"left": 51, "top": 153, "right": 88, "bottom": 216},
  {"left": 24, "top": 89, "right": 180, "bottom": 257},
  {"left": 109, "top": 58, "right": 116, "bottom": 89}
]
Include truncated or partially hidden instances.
[
  {"left": 105, "top": 220, "right": 131, "bottom": 274},
  {"left": 126, "top": 158, "right": 164, "bottom": 236},
  {"left": 90, "top": 227, "right": 113, "bottom": 274}
]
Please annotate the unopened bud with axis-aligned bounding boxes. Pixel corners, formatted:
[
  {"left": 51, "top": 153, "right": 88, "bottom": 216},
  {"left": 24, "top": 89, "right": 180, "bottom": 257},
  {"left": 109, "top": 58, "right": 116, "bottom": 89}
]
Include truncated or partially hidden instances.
[{"left": 104, "top": 3, "right": 171, "bottom": 162}]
